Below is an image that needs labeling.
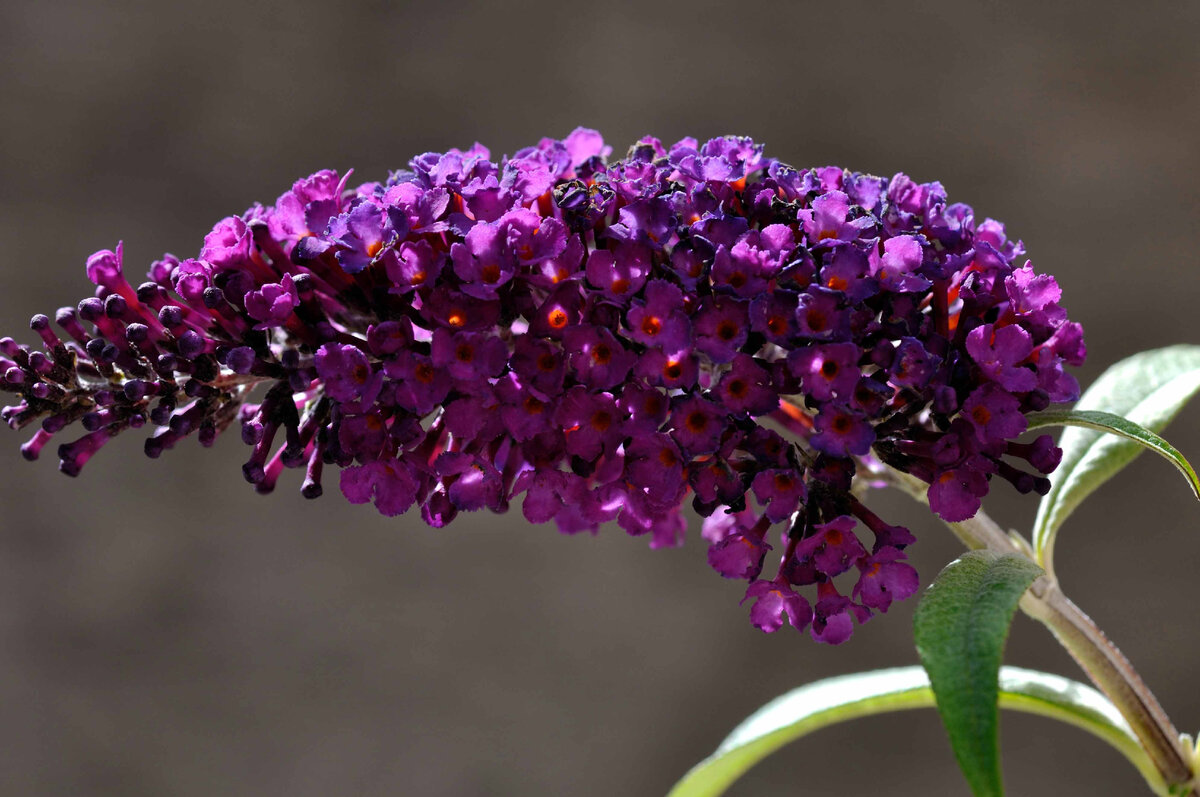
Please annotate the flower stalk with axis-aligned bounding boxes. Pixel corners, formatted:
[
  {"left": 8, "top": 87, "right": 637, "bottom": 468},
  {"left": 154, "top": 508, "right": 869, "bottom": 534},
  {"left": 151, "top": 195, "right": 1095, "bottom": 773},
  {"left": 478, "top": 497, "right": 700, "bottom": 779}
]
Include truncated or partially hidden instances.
[{"left": 876, "top": 463, "right": 1197, "bottom": 795}]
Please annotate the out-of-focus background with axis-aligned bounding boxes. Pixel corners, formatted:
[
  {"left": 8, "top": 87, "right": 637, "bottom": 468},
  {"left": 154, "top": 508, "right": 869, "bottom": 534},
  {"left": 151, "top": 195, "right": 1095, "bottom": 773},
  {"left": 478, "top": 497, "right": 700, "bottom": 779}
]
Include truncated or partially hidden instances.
[{"left": 0, "top": 2, "right": 1197, "bottom": 795}]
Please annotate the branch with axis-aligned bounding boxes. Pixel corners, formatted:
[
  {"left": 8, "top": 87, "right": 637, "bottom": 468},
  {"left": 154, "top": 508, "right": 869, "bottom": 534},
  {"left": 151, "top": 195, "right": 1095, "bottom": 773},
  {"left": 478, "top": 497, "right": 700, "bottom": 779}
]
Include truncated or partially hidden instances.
[{"left": 873, "top": 464, "right": 1197, "bottom": 795}]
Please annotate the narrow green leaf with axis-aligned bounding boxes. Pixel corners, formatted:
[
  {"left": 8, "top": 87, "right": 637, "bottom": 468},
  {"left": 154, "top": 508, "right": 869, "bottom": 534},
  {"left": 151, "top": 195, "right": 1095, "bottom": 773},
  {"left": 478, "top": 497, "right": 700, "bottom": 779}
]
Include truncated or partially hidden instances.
[
  {"left": 666, "top": 666, "right": 1166, "bottom": 797},
  {"left": 912, "top": 551, "right": 1043, "bottom": 797},
  {"left": 1027, "top": 408, "right": 1200, "bottom": 503},
  {"left": 1032, "top": 345, "right": 1200, "bottom": 571}
]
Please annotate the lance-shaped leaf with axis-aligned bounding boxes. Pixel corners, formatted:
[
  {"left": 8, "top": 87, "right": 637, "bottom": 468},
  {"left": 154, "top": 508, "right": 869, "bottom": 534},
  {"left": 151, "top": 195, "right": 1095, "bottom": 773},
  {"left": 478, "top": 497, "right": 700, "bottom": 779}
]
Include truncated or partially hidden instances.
[
  {"left": 665, "top": 665, "right": 1165, "bottom": 797},
  {"left": 913, "top": 551, "right": 1043, "bottom": 797},
  {"left": 1032, "top": 345, "right": 1200, "bottom": 572}
]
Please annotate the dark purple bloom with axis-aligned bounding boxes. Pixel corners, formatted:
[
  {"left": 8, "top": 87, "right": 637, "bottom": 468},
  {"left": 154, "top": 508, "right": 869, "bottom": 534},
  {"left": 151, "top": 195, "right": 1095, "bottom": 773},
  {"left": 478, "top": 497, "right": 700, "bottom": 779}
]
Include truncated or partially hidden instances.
[
  {"left": 793, "top": 515, "right": 867, "bottom": 578},
  {"left": 617, "top": 383, "right": 671, "bottom": 435},
  {"left": 314, "top": 343, "right": 379, "bottom": 405},
  {"left": 385, "top": 239, "right": 443, "bottom": 294},
  {"left": 627, "top": 280, "right": 690, "bottom": 351},
  {"left": 853, "top": 547, "right": 919, "bottom": 612},
  {"left": 870, "top": 235, "right": 931, "bottom": 292},
  {"left": 751, "top": 468, "right": 807, "bottom": 523},
  {"left": 794, "top": 290, "right": 849, "bottom": 340},
  {"left": 385, "top": 351, "right": 451, "bottom": 416},
  {"left": 269, "top": 169, "right": 344, "bottom": 243},
  {"left": 328, "top": 201, "right": 404, "bottom": 275},
  {"left": 713, "top": 355, "right": 778, "bottom": 416},
  {"left": 966, "top": 323, "right": 1037, "bottom": 392},
  {"left": 928, "top": 462, "right": 992, "bottom": 522},
  {"left": 564, "top": 326, "right": 636, "bottom": 391},
  {"left": 430, "top": 328, "right": 508, "bottom": 385},
  {"left": 810, "top": 582, "right": 867, "bottom": 645},
  {"left": 742, "top": 579, "right": 813, "bottom": 634},
  {"left": 341, "top": 458, "right": 420, "bottom": 517},
  {"left": 609, "top": 198, "right": 676, "bottom": 249},
  {"left": 749, "top": 291, "right": 798, "bottom": 345},
  {"left": 693, "top": 296, "right": 749, "bottom": 363},
  {"left": 585, "top": 245, "right": 651, "bottom": 302},
  {"left": 495, "top": 373, "right": 554, "bottom": 442},
  {"left": 788, "top": 343, "right": 860, "bottom": 402},
  {"left": 557, "top": 387, "right": 620, "bottom": 462},
  {"left": 811, "top": 407, "right": 875, "bottom": 457},
  {"left": 633, "top": 348, "right": 699, "bottom": 391},
  {"left": 244, "top": 273, "right": 299, "bottom": 328},
  {"left": 438, "top": 452, "right": 503, "bottom": 512},
  {"left": 1005, "top": 264, "right": 1061, "bottom": 315},
  {"left": 0, "top": 130, "right": 1084, "bottom": 644},
  {"left": 800, "top": 191, "right": 874, "bottom": 247},
  {"left": 669, "top": 396, "right": 726, "bottom": 457},
  {"left": 200, "top": 216, "right": 254, "bottom": 270},
  {"left": 962, "top": 383, "right": 1027, "bottom": 445},
  {"left": 708, "top": 524, "right": 772, "bottom": 580}
]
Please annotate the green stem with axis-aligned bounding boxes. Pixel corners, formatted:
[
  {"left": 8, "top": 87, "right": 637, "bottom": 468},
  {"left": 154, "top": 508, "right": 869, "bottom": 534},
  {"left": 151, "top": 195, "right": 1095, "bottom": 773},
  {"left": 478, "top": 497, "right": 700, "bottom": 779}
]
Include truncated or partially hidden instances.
[{"left": 877, "top": 466, "right": 1197, "bottom": 795}]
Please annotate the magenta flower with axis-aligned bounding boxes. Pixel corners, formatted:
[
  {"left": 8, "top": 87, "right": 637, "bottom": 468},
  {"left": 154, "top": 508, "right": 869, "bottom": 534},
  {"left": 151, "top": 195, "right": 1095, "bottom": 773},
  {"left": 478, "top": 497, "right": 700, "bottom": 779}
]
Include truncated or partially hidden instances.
[{"left": 0, "top": 129, "right": 1085, "bottom": 643}]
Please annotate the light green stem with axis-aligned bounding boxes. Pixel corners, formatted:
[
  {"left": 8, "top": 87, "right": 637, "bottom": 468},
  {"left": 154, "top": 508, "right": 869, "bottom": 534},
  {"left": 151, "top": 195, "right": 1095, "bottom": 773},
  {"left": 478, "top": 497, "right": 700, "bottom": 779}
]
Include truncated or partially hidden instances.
[{"left": 878, "top": 466, "right": 1197, "bottom": 795}]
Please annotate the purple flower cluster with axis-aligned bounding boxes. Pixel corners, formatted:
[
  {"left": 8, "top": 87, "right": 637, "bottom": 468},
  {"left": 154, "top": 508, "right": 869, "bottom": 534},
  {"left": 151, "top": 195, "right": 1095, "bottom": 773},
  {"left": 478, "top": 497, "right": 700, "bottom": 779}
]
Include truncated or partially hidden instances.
[{"left": 0, "top": 130, "right": 1084, "bottom": 642}]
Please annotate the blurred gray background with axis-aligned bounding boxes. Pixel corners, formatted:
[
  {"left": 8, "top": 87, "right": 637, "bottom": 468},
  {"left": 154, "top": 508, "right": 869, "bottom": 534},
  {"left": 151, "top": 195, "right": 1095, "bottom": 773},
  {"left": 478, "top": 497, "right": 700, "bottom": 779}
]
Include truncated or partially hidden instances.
[{"left": 0, "top": 1, "right": 1197, "bottom": 795}]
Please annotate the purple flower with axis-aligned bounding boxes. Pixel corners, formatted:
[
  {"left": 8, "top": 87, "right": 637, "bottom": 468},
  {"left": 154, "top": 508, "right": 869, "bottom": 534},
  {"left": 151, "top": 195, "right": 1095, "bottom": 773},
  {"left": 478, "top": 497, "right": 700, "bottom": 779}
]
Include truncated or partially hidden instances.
[
  {"left": 438, "top": 452, "right": 503, "bottom": 512},
  {"left": 430, "top": 328, "right": 508, "bottom": 385},
  {"left": 788, "top": 343, "right": 861, "bottom": 402},
  {"left": 794, "top": 515, "right": 867, "bottom": 578},
  {"left": 315, "top": 343, "right": 378, "bottom": 405},
  {"left": 557, "top": 387, "right": 620, "bottom": 462},
  {"left": 869, "top": 235, "right": 931, "bottom": 292},
  {"left": 341, "top": 458, "right": 420, "bottom": 517},
  {"left": 669, "top": 396, "right": 726, "bottom": 457},
  {"left": 693, "top": 296, "right": 749, "bottom": 363},
  {"left": 712, "top": 355, "right": 778, "bottom": 416},
  {"left": 385, "top": 239, "right": 443, "bottom": 294},
  {"left": 961, "top": 383, "right": 1027, "bottom": 445},
  {"left": 269, "top": 169, "right": 344, "bottom": 243},
  {"left": 966, "top": 323, "right": 1037, "bottom": 392},
  {"left": 811, "top": 406, "right": 875, "bottom": 457},
  {"left": 201, "top": 216, "right": 254, "bottom": 269},
  {"left": 585, "top": 245, "right": 651, "bottom": 302},
  {"left": 564, "top": 326, "right": 636, "bottom": 391},
  {"left": 742, "top": 579, "right": 813, "bottom": 634},
  {"left": 751, "top": 468, "right": 807, "bottom": 523},
  {"left": 1005, "top": 264, "right": 1061, "bottom": 315},
  {"left": 625, "top": 433, "right": 686, "bottom": 505},
  {"left": 0, "top": 130, "right": 1085, "bottom": 643},
  {"left": 244, "top": 274, "right": 299, "bottom": 328},
  {"left": 853, "top": 547, "right": 919, "bottom": 612},
  {"left": 801, "top": 191, "right": 874, "bottom": 246},
  {"left": 928, "top": 463, "right": 992, "bottom": 522},
  {"left": 810, "top": 583, "right": 867, "bottom": 645},
  {"left": 708, "top": 526, "right": 772, "bottom": 580},
  {"left": 328, "top": 200, "right": 404, "bottom": 274},
  {"left": 627, "top": 280, "right": 691, "bottom": 350},
  {"left": 794, "top": 290, "right": 848, "bottom": 340}
]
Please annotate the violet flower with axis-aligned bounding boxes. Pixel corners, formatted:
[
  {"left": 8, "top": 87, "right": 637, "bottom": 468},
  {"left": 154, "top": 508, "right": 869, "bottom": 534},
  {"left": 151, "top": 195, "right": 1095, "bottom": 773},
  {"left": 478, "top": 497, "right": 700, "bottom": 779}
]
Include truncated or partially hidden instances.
[{"left": 0, "top": 130, "right": 1085, "bottom": 643}]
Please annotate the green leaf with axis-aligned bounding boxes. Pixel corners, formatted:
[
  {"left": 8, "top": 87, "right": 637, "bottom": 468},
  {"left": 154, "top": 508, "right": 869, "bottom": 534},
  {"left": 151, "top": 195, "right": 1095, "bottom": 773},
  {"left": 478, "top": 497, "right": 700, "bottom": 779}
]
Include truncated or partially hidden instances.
[
  {"left": 1027, "top": 408, "right": 1199, "bottom": 501},
  {"left": 912, "top": 551, "right": 1043, "bottom": 797},
  {"left": 1032, "top": 345, "right": 1200, "bottom": 572},
  {"left": 665, "top": 665, "right": 1166, "bottom": 797}
]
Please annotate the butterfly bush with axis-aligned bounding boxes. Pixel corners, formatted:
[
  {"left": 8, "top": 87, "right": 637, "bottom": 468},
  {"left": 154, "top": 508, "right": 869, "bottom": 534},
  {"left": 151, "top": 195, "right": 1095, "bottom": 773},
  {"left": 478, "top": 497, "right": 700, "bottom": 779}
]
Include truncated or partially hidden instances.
[{"left": 0, "top": 130, "right": 1085, "bottom": 643}]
